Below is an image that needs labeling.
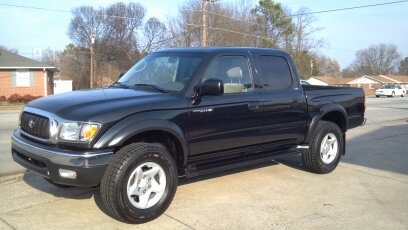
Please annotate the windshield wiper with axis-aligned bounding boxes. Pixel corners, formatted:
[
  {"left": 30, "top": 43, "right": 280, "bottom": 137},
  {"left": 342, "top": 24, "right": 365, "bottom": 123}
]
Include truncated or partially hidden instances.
[
  {"left": 133, "top": 84, "right": 168, "bottom": 93},
  {"left": 111, "top": 82, "right": 131, "bottom": 89}
]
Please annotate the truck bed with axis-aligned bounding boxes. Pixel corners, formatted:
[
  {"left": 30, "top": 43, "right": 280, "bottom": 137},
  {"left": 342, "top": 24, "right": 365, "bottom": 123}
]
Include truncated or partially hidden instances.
[{"left": 302, "top": 84, "right": 366, "bottom": 130}]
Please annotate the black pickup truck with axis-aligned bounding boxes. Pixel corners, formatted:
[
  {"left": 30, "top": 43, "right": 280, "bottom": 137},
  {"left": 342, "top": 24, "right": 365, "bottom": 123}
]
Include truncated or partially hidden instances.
[{"left": 11, "top": 47, "right": 365, "bottom": 223}]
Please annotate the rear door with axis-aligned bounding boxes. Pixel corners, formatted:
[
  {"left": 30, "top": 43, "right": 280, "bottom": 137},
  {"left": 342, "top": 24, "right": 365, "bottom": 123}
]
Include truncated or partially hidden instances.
[
  {"left": 254, "top": 53, "right": 307, "bottom": 149},
  {"left": 188, "top": 53, "right": 263, "bottom": 157}
]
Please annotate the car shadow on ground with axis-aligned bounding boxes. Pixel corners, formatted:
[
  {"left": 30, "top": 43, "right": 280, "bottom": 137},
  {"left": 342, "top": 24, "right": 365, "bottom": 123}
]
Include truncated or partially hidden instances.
[{"left": 278, "top": 122, "right": 408, "bottom": 176}]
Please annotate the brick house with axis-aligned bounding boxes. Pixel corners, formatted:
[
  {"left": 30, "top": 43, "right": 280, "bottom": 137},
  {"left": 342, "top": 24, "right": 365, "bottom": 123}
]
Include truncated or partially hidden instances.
[
  {"left": 0, "top": 48, "right": 57, "bottom": 98},
  {"left": 347, "top": 75, "right": 408, "bottom": 96}
]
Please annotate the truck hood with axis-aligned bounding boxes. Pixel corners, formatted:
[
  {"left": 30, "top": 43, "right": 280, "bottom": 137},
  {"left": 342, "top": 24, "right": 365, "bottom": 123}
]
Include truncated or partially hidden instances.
[{"left": 26, "top": 88, "right": 183, "bottom": 122}]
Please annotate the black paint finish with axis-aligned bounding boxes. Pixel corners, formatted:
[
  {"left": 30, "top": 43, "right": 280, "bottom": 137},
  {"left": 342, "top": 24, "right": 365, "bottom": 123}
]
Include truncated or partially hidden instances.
[{"left": 13, "top": 47, "right": 365, "bottom": 185}]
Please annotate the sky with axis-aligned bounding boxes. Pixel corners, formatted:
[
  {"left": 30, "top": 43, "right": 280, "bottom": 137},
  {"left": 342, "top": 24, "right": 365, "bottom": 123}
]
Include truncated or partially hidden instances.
[{"left": 0, "top": 0, "right": 407, "bottom": 69}]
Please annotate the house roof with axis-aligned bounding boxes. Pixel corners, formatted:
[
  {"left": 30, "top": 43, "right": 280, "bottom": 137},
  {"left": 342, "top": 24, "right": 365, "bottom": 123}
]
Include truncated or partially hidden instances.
[
  {"left": 0, "top": 48, "right": 57, "bottom": 71},
  {"left": 313, "top": 76, "right": 355, "bottom": 85},
  {"left": 379, "top": 75, "right": 408, "bottom": 83}
]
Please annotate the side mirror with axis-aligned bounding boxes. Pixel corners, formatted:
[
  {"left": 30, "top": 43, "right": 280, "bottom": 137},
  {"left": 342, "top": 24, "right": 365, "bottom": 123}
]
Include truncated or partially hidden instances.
[
  {"left": 118, "top": 72, "right": 126, "bottom": 80},
  {"left": 200, "top": 78, "right": 224, "bottom": 96}
]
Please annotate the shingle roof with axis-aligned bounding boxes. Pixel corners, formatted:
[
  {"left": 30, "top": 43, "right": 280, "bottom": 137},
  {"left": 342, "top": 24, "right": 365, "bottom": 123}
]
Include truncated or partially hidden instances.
[
  {"left": 0, "top": 48, "right": 56, "bottom": 71},
  {"left": 379, "top": 75, "right": 408, "bottom": 83},
  {"left": 313, "top": 76, "right": 356, "bottom": 85}
]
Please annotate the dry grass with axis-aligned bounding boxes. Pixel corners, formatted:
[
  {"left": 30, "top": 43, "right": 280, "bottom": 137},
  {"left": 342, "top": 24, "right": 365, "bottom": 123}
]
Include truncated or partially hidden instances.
[{"left": 0, "top": 102, "right": 24, "bottom": 111}]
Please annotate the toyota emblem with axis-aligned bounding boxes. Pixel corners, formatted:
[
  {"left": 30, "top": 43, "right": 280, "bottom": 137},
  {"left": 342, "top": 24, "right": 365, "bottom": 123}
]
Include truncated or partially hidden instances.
[{"left": 28, "top": 119, "right": 35, "bottom": 129}]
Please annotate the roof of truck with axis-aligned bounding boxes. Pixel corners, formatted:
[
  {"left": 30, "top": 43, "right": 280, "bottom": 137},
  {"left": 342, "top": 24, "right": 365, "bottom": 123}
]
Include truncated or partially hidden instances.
[{"left": 156, "top": 47, "right": 289, "bottom": 55}]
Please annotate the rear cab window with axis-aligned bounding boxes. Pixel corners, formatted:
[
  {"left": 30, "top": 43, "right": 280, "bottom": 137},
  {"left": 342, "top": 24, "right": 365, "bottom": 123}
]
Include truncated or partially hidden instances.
[{"left": 257, "top": 55, "right": 293, "bottom": 91}]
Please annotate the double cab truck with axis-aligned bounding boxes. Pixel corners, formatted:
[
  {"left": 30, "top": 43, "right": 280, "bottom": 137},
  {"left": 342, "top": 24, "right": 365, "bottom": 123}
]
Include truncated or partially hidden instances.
[{"left": 11, "top": 47, "right": 365, "bottom": 223}]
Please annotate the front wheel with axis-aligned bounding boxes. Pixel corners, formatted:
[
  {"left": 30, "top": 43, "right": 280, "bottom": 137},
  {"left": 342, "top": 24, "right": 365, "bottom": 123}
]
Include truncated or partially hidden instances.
[
  {"left": 302, "top": 121, "right": 344, "bottom": 174},
  {"left": 100, "top": 143, "right": 178, "bottom": 223},
  {"left": 391, "top": 91, "right": 395, "bottom": 97},
  {"left": 401, "top": 91, "right": 405, "bottom": 97}
]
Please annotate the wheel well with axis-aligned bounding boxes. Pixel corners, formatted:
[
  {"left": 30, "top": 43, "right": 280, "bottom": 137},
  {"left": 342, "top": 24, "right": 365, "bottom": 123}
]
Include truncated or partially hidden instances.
[
  {"left": 121, "top": 130, "right": 185, "bottom": 176},
  {"left": 321, "top": 111, "right": 346, "bottom": 132}
]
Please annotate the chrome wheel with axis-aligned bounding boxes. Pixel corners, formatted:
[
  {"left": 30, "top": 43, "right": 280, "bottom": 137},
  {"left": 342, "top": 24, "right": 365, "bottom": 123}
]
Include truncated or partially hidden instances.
[
  {"left": 320, "top": 133, "right": 338, "bottom": 164},
  {"left": 127, "top": 162, "right": 166, "bottom": 209}
]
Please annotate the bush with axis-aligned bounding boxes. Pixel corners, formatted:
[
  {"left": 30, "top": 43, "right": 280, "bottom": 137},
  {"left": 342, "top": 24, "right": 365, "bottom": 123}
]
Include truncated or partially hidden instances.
[
  {"left": 7, "top": 93, "right": 23, "bottom": 103},
  {"left": 0, "top": 96, "right": 6, "bottom": 102},
  {"left": 6, "top": 94, "right": 41, "bottom": 103},
  {"left": 21, "top": 94, "right": 36, "bottom": 103}
]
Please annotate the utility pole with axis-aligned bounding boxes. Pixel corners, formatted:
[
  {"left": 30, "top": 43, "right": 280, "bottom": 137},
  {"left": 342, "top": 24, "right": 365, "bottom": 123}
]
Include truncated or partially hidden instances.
[
  {"left": 201, "top": 0, "right": 207, "bottom": 47},
  {"left": 90, "top": 33, "right": 96, "bottom": 88},
  {"left": 201, "top": 0, "right": 218, "bottom": 47},
  {"left": 310, "top": 59, "right": 313, "bottom": 77}
]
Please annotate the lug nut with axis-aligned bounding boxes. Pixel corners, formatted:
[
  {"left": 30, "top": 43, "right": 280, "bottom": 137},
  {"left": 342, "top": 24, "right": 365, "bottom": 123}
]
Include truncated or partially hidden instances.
[
  {"left": 148, "top": 185, "right": 151, "bottom": 189},
  {"left": 143, "top": 190, "right": 146, "bottom": 194}
]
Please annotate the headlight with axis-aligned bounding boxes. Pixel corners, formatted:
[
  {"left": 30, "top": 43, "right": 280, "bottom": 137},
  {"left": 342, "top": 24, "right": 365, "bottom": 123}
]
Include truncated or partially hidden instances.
[{"left": 59, "top": 122, "right": 100, "bottom": 142}]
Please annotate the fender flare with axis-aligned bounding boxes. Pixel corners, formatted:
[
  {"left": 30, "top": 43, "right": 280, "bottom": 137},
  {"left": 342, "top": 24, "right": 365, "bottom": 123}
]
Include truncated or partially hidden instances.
[
  {"left": 94, "top": 119, "right": 188, "bottom": 166},
  {"left": 304, "top": 103, "right": 348, "bottom": 144}
]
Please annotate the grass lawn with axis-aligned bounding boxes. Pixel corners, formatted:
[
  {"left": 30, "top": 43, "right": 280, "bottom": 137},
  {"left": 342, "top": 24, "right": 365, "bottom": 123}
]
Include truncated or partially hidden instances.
[{"left": 0, "top": 102, "right": 24, "bottom": 111}]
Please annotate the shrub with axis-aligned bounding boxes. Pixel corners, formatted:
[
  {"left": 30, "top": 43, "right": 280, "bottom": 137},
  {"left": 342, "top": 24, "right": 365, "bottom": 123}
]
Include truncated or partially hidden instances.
[
  {"left": 7, "top": 93, "right": 23, "bottom": 103},
  {"left": 0, "top": 96, "right": 6, "bottom": 102}
]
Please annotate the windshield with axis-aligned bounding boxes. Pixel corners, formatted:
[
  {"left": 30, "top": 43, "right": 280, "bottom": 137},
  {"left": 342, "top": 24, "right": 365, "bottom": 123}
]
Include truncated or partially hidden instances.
[
  {"left": 117, "top": 52, "right": 206, "bottom": 92},
  {"left": 382, "top": 85, "right": 394, "bottom": 89}
]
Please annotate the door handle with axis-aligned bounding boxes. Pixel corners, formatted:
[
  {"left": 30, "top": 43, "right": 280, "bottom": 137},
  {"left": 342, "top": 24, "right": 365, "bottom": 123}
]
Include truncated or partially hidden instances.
[
  {"left": 248, "top": 102, "right": 260, "bottom": 111},
  {"left": 290, "top": 98, "right": 299, "bottom": 103}
]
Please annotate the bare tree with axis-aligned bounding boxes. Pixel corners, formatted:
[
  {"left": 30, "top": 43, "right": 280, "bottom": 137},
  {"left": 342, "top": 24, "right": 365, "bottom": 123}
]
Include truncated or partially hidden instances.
[
  {"left": 315, "top": 55, "right": 341, "bottom": 77},
  {"left": 40, "top": 48, "right": 61, "bottom": 68},
  {"left": 141, "top": 17, "right": 169, "bottom": 54},
  {"left": 352, "top": 43, "right": 401, "bottom": 75},
  {"left": 0, "top": 46, "right": 18, "bottom": 54},
  {"left": 398, "top": 57, "right": 408, "bottom": 75}
]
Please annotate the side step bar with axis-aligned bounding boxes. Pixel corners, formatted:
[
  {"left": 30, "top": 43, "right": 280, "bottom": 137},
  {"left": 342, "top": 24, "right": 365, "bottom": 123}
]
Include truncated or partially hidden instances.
[{"left": 185, "top": 149, "right": 299, "bottom": 178}]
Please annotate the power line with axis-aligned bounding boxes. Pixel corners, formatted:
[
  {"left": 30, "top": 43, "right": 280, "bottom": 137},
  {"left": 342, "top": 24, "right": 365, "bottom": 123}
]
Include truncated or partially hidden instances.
[
  {"left": 1, "top": 0, "right": 406, "bottom": 22},
  {"left": 290, "top": 0, "right": 408, "bottom": 16},
  {"left": 0, "top": 3, "right": 158, "bottom": 21},
  {"left": 184, "top": 0, "right": 408, "bottom": 31}
]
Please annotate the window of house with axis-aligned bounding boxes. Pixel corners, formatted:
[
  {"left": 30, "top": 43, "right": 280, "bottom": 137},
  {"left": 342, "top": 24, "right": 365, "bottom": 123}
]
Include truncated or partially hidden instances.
[
  {"left": 258, "top": 55, "right": 293, "bottom": 91},
  {"left": 202, "top": 55, "right": 253, "bottom": 94},
  {"left": 369, "top": 84, "right": 375, "bottom": 89},
  {"left": 16, "top": 70, "right": 30, "bottom": 87}
]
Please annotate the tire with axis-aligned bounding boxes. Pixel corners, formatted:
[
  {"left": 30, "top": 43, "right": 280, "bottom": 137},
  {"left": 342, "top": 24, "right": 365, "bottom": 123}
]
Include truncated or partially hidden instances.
[
  {"left": 100, "top": 143, "right": 178, "bottom": 223},
  {"left": 391, "top": 91, "right": 395, "bottom": 97},
  {"left": 375, "top": 95, "right": 380, "bottom": 98},
  {"left": 401, "top": 91, "right": 405, "bottom": 97},
  {"left": 302, "top": 121, "right": 344, "bottom": 174}
]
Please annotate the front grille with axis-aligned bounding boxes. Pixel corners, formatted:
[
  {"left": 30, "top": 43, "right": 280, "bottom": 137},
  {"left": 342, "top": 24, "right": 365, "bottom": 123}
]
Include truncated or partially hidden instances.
[{"left": 21, "top": 112, "right": 49, "bottom": 139}]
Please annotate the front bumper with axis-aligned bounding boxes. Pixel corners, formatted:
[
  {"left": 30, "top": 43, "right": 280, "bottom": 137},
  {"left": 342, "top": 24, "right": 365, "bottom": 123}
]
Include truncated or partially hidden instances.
[{"left": 11, "top": 130, "right": 114, "bottom": 186}]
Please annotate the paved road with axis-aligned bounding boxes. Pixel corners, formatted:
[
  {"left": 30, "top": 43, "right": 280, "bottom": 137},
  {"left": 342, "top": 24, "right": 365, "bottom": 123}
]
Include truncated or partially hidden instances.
[
  {"left": 365, "top": 96, "right": 408, "bottom": 124},
  {"left": 0, "top": 97, "right": 407, "bottom": 229},
  {"left": 0, "top": 110, "right": 22, "bottom": 176}
]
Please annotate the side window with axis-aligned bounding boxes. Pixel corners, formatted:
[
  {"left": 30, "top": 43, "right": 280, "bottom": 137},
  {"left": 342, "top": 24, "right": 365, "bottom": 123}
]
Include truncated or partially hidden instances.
[
  {"left": 258, "top": 55, "right": 293, "bottom": 91},
  {"left": 202, "top": 55, "right": 253, "bottom": 94}
]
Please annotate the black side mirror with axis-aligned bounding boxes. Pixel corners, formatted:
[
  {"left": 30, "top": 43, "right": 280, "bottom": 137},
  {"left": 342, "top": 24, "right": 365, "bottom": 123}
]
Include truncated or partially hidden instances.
[
  {"left": 200, "top": 78, "right": 224, "bottom": 96},
  {"left": 118, "top": 72, "right": 126, "bottom": 80}
]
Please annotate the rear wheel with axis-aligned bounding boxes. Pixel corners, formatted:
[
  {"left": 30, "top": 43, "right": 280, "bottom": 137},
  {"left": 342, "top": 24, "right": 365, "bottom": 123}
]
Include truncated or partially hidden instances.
[
  {"left": 302, "top": 121, "right": 344, "bottom": 174},
  {"left": 401, "top": 91, "right": 406, "bottom": 97},
  {"left": 375, "top": 95, "right": 380, "bottom": 98},
  {"left": 391, "top": 91, "right": 395, "bottom": 97},
  {"left": 100, "top": 143, "right": 178, "bottom": 223}
]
